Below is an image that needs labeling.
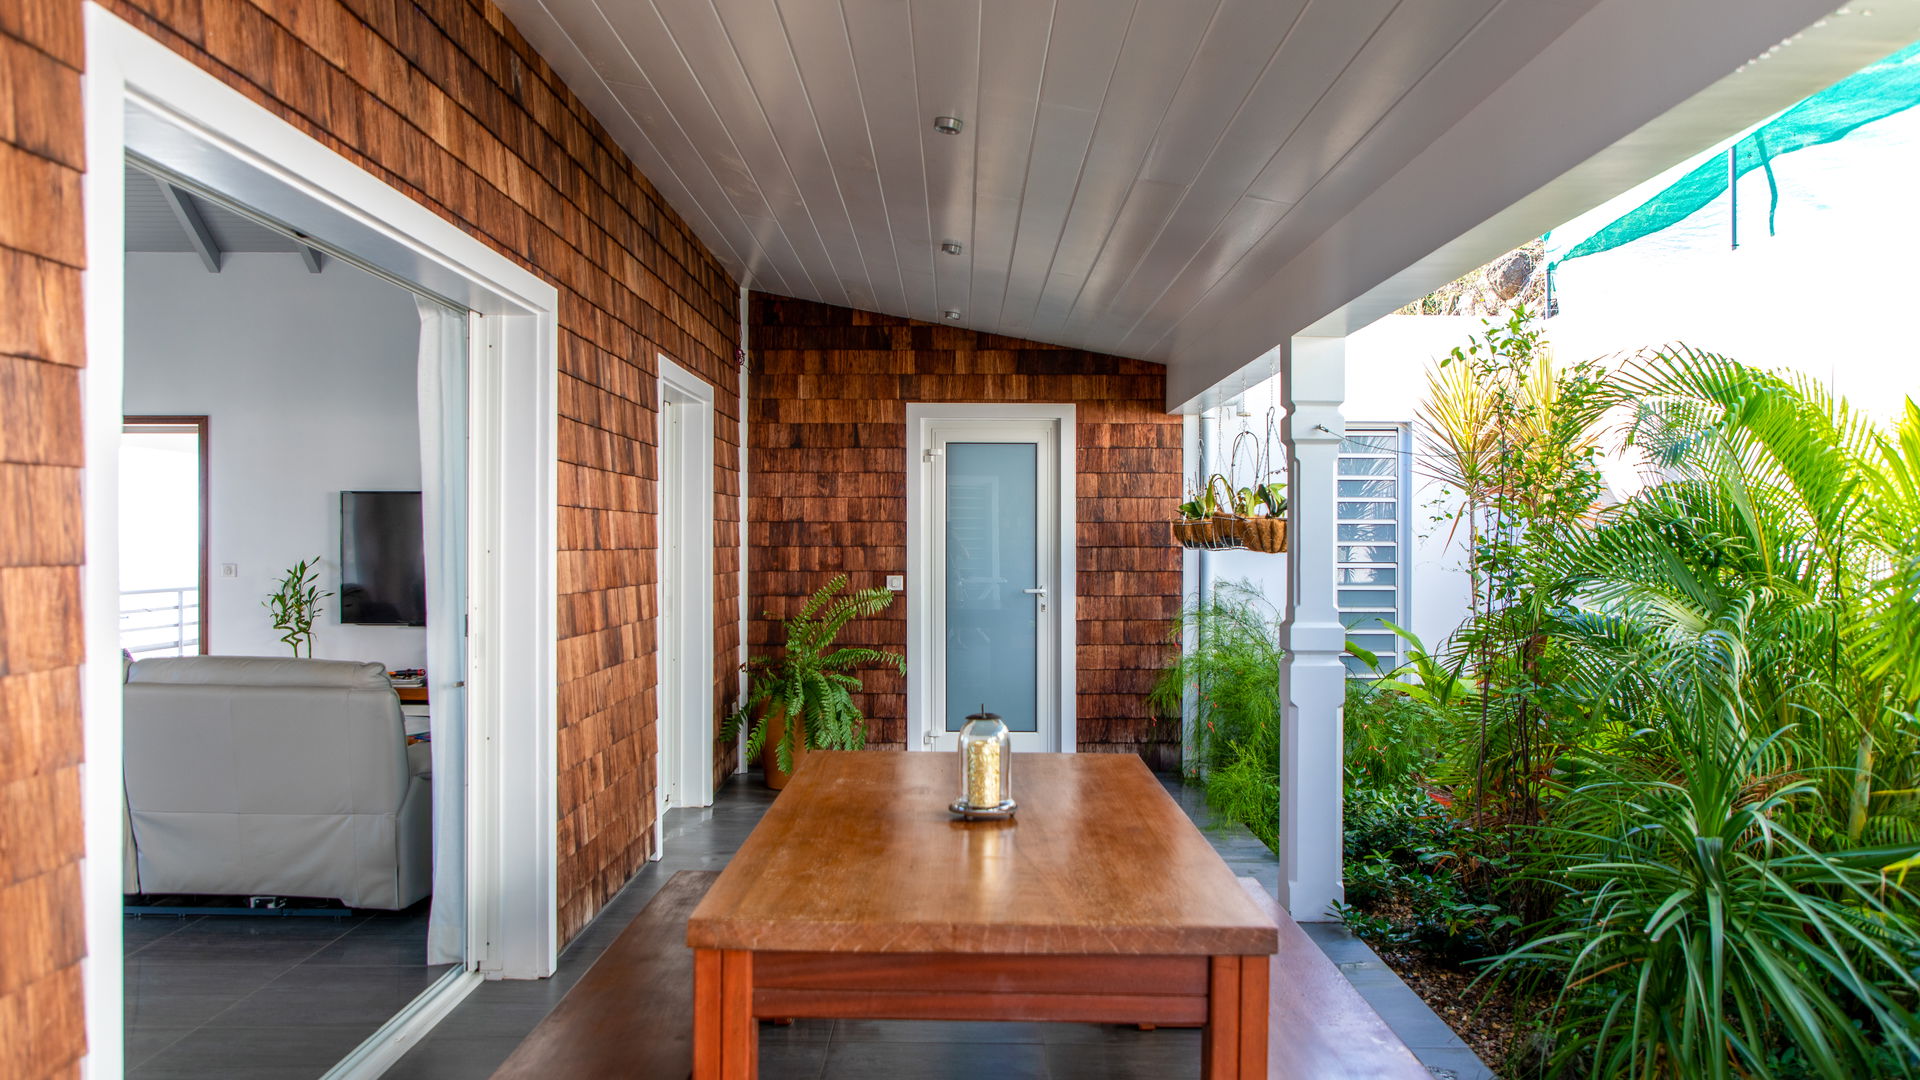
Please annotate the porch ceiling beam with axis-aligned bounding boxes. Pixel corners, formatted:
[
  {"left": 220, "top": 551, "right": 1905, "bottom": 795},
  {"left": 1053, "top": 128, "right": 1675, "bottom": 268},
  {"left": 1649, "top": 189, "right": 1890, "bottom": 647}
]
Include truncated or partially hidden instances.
[
  {"left": 1165, "top": 0, "right": 1917, "bottom": 411},
  {"left": 155, "top": 178, "right": 221, "bottom": 274}
]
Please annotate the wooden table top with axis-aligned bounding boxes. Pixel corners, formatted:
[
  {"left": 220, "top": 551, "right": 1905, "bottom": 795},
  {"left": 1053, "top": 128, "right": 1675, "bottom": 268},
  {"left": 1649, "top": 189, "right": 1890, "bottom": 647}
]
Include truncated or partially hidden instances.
[{"left": 686, "top": 752, "right": 1278, "bottom": 956}]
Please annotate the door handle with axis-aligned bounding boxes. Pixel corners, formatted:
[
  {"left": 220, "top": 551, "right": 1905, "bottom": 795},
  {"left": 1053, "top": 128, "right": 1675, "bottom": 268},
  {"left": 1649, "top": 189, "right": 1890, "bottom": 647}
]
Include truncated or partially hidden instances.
[{"left": 1022, "top": 587, "right": 1046, "bottom": 596}]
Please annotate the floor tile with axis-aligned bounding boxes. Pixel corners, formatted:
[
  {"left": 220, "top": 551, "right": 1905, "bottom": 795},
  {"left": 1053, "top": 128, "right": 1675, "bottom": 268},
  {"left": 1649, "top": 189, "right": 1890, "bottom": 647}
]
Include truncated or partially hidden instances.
[
  {"left": 124, "top": 956, "right": 296, "bottom": 998},
  {"left": 122, "top": 990, "right": 253, "bottom": 1030},
  {"left": 124, "top": 915, "right": 200, "bottom": 954},
  {"left": 203, "top": 964, "right": 447, "bottom": 1028},
  {"left": 818, "top": 1039, "right": 1048, "bottom": 1080},
  {"left": 129, "top": 1024, "right": 374, "bottom": 1080},
  {"left": 122, "top": 1026, "right": 194, "bottom": 1070},
  {"left": 758, "top": 1038, "right": 829, "bottom": 1080},
  {"left": 1041, "top": 1032, "right": 1203, "bottom": 1079},
  {"left": 375, "top": 1034, "right": 526, "bottom": 1080},
  {"left": 831, "top": 1018, "right": 1052, "bottom": 1044}
]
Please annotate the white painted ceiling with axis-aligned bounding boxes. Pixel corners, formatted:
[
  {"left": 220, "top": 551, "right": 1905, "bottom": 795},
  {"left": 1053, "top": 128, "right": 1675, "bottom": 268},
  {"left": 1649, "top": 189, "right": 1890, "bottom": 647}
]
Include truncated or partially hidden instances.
[
  {"left": 500, "top": 0, "right": 1905, "bottom": 403},
  {"left": 124, "top": 162, "right": 312, "bottom": 255},
  {"left": 503, "top": 0, "right": 1607, "bottom": 352}
]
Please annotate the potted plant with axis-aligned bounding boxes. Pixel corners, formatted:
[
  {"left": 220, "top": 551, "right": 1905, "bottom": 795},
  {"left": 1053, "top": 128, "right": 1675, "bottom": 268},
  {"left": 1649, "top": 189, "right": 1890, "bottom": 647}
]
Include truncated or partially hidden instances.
[
  {"left": 1241, "top": 481, "right": 1288, "bottom": 553},
  {"left": 723, "top": 575, "right": 905, "bottom": 789},
  {"left": 1173, "top": 479, "right": 1219, "bottom": 547},
  {"left": 265, "top": 556, "right": 330, "bottom": 657}
]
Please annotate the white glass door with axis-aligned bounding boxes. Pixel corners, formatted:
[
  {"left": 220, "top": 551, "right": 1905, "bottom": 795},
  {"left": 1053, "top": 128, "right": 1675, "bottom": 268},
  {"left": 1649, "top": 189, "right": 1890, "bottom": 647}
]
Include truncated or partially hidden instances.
[{"left": 927, "top": 419, "right": 1061, "bottom": 752}]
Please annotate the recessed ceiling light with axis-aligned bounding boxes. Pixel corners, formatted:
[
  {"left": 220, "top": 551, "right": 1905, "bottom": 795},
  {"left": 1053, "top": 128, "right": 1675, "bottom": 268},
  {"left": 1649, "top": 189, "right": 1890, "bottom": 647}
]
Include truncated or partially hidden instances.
[
  {"left": 940, "top": 241, "right": 963, "bottom": 256},
  {"left": 943, "top": 309, "right": 962, "bottom": 321},
  {"left": 933, "top": 116, "right": 964, "bottom": 136}
]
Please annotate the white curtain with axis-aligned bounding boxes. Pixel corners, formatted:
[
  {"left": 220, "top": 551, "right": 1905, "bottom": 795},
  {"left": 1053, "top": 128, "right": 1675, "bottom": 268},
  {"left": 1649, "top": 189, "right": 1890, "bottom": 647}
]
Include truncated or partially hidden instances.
[{"left": 416, "top": 298, "right": 469, "bottom": 966}]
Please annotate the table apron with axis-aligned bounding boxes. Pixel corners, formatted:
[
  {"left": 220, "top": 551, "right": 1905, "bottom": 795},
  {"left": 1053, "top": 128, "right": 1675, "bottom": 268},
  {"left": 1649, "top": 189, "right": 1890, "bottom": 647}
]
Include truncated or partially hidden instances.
[{"left": 748, "top": 951, "right": 1211, "bottom": 1025}]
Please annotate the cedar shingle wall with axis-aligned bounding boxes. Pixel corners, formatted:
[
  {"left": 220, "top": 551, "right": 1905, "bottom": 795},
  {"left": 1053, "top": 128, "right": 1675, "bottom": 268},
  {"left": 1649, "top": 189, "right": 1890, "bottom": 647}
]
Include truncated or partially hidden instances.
[
  {"left": 748, "top": 294, "right": 1181, "bottom": 760},
  {"left": 98, "top": 0, "right": 745, "bottom": 945},
  {"left": 0, "top": 2, "right": 88, "bottom": 1076},
  {"left": 0, "top": 3, "right": 745, "bottom": 1016}
]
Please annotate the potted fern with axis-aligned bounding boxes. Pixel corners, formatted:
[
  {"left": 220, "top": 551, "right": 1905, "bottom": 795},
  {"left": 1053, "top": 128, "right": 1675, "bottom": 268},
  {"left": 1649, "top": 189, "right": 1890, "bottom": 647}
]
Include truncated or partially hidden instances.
[{"left": 724, "top": 575, "right": 905, "bottom": 789}]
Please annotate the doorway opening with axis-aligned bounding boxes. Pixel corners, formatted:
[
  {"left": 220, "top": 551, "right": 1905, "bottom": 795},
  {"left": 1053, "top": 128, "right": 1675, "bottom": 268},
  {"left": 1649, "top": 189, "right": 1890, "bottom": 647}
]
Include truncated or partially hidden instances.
[
  {"left": 85, "top": 10, "right": 559, "bottom": 1077},
  {"left": 655, "top": 354, "right": 718, "bottom": 857},
  {"left": 118, "top": 417, "right": 206, "bottom": 658},
  {"left": 906, "top": 404, "right": 1078, "bottom": 754}
]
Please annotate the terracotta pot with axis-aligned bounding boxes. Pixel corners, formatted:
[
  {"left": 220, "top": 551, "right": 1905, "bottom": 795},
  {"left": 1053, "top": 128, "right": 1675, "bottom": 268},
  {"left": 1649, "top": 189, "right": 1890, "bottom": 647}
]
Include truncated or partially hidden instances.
[{"left": 760, "top": 708, "right": 808, "bottom": 790}]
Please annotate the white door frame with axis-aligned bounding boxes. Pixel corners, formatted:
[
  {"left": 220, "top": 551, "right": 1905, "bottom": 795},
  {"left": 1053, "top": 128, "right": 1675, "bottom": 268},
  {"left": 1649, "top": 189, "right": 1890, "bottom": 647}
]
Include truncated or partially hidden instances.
[
  {"left": 654, "top": 354, "right": 717, "bottom": 856},
  {"left": 905, "top": 404, "right": 1077, "bottom": 754},
  {"left": 82, "top": 7, "right": 560, "bottom": 1076}
]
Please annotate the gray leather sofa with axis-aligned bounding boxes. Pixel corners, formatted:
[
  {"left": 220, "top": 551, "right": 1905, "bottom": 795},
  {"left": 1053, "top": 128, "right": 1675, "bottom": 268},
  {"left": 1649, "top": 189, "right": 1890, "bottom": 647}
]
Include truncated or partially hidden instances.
[{"left": 123, "top": 656, "right": 432, "bottom": 910}]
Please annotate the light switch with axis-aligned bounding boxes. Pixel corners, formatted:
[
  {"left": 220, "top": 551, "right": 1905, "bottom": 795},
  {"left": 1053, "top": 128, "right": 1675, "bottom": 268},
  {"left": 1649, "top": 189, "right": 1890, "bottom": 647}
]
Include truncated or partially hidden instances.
[
  {"left": 221, "top": 563, "right": 239, "bottom": 578},
  {"left": 885, "top": 574, "right": 904, "bottom": 591}
]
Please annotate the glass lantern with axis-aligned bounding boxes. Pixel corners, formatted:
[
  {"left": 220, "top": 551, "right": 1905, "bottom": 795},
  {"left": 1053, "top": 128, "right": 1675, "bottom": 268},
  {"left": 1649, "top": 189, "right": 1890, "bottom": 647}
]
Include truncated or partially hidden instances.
[{"left": 955, "top": 709, "right": 1014, "bottom": 816}]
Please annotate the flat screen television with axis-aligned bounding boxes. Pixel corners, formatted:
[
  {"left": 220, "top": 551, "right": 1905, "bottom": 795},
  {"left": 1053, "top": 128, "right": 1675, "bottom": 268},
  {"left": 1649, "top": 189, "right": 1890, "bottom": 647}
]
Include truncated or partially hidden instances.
[{"left": 340, "top": 491, "right": 427, "bottom": 626}]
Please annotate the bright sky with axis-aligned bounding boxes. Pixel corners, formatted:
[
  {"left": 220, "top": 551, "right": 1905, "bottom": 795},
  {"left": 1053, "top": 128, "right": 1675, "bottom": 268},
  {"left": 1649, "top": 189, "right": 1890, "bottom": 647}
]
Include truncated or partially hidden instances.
[
  {"left": 1544, "top": 94, "right": 1920, "bottom": 426},
  {"left": 120, "top": 431, "right": 199, "bottom": 593}
]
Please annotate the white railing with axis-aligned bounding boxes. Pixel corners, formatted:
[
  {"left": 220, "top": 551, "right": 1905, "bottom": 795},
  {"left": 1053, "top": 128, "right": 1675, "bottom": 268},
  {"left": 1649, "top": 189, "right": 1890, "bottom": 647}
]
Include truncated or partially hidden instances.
[{"left": 120, "top": 586, "right": 200, "bottom": 658}]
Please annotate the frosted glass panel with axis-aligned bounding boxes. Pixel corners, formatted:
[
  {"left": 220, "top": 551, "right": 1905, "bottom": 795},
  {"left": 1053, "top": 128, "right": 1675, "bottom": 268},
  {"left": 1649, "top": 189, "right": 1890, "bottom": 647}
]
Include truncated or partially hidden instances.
[{"left": 945, "top": 443, "right": 1039, "bottom": 732}]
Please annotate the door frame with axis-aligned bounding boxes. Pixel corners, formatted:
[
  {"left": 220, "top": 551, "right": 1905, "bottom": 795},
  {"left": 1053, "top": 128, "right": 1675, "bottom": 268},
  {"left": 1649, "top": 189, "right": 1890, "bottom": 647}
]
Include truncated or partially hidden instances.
[
  {"left": 905, "top": 403, "right": 1077, "bottom": 754},
  {"left": 119, "top": 415, "right": 209, "bottom": 655},
  {"left": 655, "top": 354, "right": 718, "bottom": 855},
  {"left": 83, "top": 8, "right": 561, "bottom": 1076}
]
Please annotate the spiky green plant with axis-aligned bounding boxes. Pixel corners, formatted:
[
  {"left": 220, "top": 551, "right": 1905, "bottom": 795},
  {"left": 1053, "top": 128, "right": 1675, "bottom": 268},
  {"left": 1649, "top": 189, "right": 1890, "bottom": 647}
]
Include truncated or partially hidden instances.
[
  {"left": 722, "top": 575, "right": 904, "bottom": 775},
  {"left": 1488, "top": 674, "right": 1920, "bottom": 1079},
  {"left": 1148, "top": 582, "right": 1282, "bottom": 776},
  {"left": 264, "top": 556, "right": 329, "bottom": 658}
]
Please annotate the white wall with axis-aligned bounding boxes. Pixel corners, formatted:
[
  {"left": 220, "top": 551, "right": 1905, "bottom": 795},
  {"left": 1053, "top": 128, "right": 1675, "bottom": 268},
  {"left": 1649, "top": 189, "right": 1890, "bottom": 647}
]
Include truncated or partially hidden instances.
[
  {"left": 1195, "top": 318, "right": 1479, "bottom": 659},
  {"left": 124, "top": 251, "right": 427, "bottom": 667}
]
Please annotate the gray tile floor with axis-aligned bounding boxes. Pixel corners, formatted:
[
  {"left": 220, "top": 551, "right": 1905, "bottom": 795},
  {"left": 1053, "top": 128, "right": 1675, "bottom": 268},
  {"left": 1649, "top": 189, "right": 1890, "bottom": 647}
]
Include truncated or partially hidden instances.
[
  {"left": 124, "top": 900, "right": 453, "bottom": 1079},
  {"left": 380, "top": 770, "right": 1494, "bottom": 1080}
]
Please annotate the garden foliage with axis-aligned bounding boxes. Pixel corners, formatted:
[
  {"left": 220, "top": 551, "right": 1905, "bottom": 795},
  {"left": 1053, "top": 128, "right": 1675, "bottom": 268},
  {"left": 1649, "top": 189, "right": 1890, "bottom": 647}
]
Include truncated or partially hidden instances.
[{"left": 1160, "top": 312, "right": 1920, "bottom": 1077}]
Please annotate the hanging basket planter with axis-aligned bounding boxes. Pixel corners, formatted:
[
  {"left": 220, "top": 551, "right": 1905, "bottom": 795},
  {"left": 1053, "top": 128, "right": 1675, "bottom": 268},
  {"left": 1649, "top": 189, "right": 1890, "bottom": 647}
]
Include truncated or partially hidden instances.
[
  {"left": 1240, "top": 516, "right": 1288, "bottom": 554},
  {"left": 1171, "top": 515, "right": 1245, "bottom": 550}
]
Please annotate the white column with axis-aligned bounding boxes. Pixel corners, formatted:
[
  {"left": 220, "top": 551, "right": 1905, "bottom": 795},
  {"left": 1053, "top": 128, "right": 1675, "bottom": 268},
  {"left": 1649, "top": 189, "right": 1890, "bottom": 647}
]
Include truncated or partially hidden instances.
[{"left": 1278, "top": 336, "right": 1347, "bottom": 920}]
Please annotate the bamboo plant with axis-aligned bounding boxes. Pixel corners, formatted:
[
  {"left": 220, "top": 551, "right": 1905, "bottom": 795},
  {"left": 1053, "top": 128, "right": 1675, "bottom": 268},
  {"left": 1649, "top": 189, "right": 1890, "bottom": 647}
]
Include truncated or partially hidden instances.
[{"left": 264, "top": 556, "right": 330, "bottom": 658}]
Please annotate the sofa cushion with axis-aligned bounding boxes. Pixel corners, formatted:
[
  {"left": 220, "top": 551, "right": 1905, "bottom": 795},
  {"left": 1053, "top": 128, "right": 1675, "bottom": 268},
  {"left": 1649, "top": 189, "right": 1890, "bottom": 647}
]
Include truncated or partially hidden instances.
[{"left": 128, "top": 656, "right": 392, "bottom": 689}]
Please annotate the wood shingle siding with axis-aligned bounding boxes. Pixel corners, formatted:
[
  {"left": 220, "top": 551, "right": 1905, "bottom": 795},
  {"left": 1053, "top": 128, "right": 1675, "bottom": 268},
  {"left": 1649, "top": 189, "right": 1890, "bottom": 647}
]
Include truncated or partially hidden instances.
[
  {"left": 0, "top": 13, "right": 746, "bottom": 1065},
  {"left": 91, "top": 0, "right": 747, "bottom": 951},
  {"left": 0, "top": 1, "right": 87, "bottom": 1075},
  {"left": 747, "top": 294, "right": 1182, "bottom": 761}
]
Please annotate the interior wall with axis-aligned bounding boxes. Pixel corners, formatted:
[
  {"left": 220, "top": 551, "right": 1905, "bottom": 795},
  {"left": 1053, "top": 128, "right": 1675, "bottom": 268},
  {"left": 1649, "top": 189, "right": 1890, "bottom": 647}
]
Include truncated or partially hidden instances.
[
  {"left": 0, "top": 5, "right": 88, "bottom": 1075},
  {"left": 67, "top": 0, "right": 745, "bottom": 955},
  {"left": 748, "top": 294, "right": 1183, "bottom": 763},
  {"left": 124, "top": 251, "right": 429, "bottom": 667}
]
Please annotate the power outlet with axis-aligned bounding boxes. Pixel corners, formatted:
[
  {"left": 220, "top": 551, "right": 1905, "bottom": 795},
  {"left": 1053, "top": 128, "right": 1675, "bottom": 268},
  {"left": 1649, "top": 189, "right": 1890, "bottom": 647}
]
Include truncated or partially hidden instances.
[
  {"left": 885, "top": 574, "right": 904, "bottom": 591},
  {"left": 221, "top": 563, "right": 239, "bottom": 578}
]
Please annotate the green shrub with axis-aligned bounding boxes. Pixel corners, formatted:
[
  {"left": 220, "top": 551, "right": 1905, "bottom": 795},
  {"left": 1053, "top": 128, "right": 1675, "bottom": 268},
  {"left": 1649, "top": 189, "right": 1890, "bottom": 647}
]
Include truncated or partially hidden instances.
[{"left": 1148, "top": 582, "right": 1281, "bottom": 775}]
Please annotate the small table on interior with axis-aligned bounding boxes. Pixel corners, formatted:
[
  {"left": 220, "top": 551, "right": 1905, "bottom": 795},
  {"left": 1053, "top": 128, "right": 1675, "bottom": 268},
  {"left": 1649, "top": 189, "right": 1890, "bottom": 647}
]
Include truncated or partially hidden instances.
[{"left": 687, "top": 751, "right": 1279, "bottom": 1079}]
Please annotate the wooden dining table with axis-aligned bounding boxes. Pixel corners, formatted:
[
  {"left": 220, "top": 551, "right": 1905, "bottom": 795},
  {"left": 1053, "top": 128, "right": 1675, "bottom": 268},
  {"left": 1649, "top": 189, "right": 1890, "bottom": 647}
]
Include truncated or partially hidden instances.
[{"left": 686, "top": 751, "right": 1279, "bottom": 1079}]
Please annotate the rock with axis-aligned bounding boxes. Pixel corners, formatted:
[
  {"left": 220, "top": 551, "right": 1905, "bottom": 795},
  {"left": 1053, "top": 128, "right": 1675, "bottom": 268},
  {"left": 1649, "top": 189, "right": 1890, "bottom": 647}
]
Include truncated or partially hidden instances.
[{"left": 1488, "top": 252, "right": 1533, "bottom": 301}]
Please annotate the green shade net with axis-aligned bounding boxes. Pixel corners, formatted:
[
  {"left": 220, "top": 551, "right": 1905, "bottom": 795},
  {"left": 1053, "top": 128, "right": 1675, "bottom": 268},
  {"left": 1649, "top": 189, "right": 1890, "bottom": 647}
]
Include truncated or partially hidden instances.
[{"left": 1555, "top": 39, "right": 1920, "bottom": 267}]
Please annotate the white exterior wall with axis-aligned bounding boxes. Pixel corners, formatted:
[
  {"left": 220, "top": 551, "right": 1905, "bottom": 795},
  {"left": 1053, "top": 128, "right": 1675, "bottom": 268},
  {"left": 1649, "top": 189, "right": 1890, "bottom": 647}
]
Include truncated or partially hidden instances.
[
  {"left": 1201, "top": 317, "right": 1478, "bottom": 658},
  {"left": 123, "top": 251, "right": 427, "bottom": 667}
]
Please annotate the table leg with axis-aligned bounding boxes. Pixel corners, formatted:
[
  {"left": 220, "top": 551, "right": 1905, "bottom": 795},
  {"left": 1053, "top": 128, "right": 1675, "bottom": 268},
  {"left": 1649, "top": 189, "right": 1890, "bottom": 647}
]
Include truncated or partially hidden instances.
[
  {"left": 694, "top": 948, "right": 722, "bottom": 1080},
  {"left": 1203, "top": 956, "right": 1242, "bottom": 1079},
  {"left": 722, "top": 950, "right": 757, "bottom": 1080},
  {"left": 1203, "top": 954, "right": 1269, "bottom": 1079},
  {"left": 1238, "top": 954, "right": 1269, "bottom": 1078}
]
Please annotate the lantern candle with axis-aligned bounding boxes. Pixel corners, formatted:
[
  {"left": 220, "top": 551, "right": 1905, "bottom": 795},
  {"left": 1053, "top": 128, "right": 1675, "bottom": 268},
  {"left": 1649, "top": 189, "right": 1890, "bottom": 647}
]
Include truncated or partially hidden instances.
[
  {"left": 965, "top": 738, "right": 1001, "bottom": 809},
  {"left": 953, "top": 708, "right": 1013, "bottom": 817}
]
